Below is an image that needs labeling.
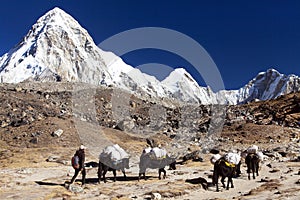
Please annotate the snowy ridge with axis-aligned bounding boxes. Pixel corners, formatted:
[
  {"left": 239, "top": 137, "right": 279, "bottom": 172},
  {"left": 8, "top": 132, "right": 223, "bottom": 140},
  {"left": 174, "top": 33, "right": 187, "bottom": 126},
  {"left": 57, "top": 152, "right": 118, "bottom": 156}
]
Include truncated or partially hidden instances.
[
  {"left": 162, "top": 68, "right": 217, "bottom": 104},
  {"left": 1, "top": 7, "right": 300, "bottom": 105},
  {"left": 0, "top": 7, "right": 113, "bottom": 85},
  {"left": 235, "top": 69, "right": 300, "bottom": 104},
  {"left": 216, "top": 69, "right": 300, "bottom": 104}
]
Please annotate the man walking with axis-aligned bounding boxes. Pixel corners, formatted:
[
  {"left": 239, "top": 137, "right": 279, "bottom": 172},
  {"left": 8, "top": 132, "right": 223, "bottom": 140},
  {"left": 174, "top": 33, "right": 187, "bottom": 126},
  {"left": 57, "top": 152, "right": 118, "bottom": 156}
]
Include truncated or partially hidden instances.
[{"left": 70, "top": 145, "right": 86, "bottom": 185}]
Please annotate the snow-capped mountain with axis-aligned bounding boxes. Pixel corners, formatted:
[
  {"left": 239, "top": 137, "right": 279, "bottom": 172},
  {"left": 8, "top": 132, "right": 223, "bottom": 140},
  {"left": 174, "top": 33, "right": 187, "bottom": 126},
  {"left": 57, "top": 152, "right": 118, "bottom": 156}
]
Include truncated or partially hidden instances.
[
  {"left": 0, "top": 7, "right": 171, "bottom": 99},
  {"left": 0, "top": 7, "right": 299, "bottom": 105},
  {"left": 0, "top": 7, "right": 115, "bottom": 85},
  {"left": 162, "top": 68, "right": 217, "bottom": 104},
  {"left": 215, "top": 69, "right": 300, "bottom": 104},
  {"left": 236, "top": 69, "right": 300, "bottom": 103}
]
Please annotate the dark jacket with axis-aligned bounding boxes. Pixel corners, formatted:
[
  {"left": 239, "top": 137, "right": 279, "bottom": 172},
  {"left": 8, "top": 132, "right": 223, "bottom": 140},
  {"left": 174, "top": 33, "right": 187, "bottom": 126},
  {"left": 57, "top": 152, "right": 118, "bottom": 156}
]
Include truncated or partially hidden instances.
[{"left": 75, "top": 149, "right": 85, "bottom": 169}]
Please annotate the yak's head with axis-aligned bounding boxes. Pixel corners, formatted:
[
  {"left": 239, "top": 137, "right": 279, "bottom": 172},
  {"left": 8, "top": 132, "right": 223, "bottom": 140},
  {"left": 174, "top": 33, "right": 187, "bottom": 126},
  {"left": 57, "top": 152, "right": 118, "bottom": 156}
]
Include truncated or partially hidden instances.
[
  {"left": 167, "top": 155, "right": 177, "bottom": 170},
  {"left": 123, "top": 157, "right": 130, "bottom": 169}
]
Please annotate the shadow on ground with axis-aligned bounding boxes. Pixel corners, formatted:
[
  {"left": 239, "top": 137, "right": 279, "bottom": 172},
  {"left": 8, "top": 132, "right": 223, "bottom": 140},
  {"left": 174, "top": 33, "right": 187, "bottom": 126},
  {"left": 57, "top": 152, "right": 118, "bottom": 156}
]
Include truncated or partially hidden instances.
[
  {"left": 185, "top": 177, "right": 210, "bottom": 190},
  {"left": 35, "top": 181, "right": 65, "bottom": 186}
]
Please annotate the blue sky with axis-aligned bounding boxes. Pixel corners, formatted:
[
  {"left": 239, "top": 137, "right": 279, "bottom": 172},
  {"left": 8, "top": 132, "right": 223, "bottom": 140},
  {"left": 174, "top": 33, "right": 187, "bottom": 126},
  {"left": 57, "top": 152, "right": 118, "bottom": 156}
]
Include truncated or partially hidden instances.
[{"left": 0, "top": 0, "right": 299, "bottom": 89}]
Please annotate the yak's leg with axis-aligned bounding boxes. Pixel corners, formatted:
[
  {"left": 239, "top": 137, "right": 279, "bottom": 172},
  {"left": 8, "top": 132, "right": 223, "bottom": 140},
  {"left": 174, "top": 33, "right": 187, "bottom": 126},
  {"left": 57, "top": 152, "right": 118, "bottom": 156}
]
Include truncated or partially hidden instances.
[
  {"left": 113, "top": 169, "right": 117, "bottom": 182},
  {"left": 138, "top": 173, "right": 141, "bottom": 181},
  {"left": 162, "top": 168, "right": 166, "bottom": 179},
  {"left": 247, "top": 164, "right": 251, "bottom": 180},
  {"left": 249, "top": 159, "right": 256, "bottom": 179},
  {"left": 252, "top": 163, "right": 256, "bottom": 179},
  {"left": 158, "top": 168, "right": 166, "bottom": 179},
  {"left": 256, "top": 162, "right": 259, "bottom": 177},
  {"left": 212, "top": 171, "right": 218, "bottom": 191},
  {"left": 226, "top": 177, "right": 234, "bottom": 190},
  {"left": 158, "top": 168, "right": 162, "bottom": 180},
  {"left": 235, "top": 162, "right": 241, "bottom": 177},
  {"left": 102, "top": 168, "right": 107, "bottom": 183},
  {"left": 221, "top": 176, "right": 226, "bottom": 188},
  {"left": 216, "top": 179, "right": 219, "bottom": 192},
  {"left": 122, "top": 170, "right": 127, "bottom": 180},
  {"left": 230, "top": 177, "right": 234, "bottom": 188},
  {"left": 213, "top": 173, "right": 220, "bottom": 192},
  {"left": 139, "top": 166, "right": 146, "bottom": 181},
  {"left": 138, "top": 171, "right": 146, "bottom": 181},
  {"left": 226, "top": 177, "right": 230, "bottom": 190},
  {"left": 97, "top": 162, "right": 102, "bottom": 183}
]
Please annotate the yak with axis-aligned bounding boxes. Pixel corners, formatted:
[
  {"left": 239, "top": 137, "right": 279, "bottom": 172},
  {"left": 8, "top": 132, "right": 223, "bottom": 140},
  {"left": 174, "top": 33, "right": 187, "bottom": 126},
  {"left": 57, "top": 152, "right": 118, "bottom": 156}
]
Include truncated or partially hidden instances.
[
  {"left": 138, "top": 147, "right": 176, "bottom": 180},
  {"left": 245, "top": 153, "right": 260, "bottom": 180},
  {"left": 97, "top": 157, "right": 129, "bottom": 183},
  {"left": 98, "top": 144, "right": 130, "bottom": 183},
  {"left": 212, "top": 153, "right": 241, "bottom": 192}
]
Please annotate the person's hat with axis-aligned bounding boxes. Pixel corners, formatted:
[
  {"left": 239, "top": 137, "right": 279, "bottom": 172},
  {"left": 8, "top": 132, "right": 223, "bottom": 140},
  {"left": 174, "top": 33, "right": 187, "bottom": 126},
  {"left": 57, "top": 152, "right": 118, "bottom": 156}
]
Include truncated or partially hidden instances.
[{"left": 80, "top": 145, "right": 86, "bottom": 150}]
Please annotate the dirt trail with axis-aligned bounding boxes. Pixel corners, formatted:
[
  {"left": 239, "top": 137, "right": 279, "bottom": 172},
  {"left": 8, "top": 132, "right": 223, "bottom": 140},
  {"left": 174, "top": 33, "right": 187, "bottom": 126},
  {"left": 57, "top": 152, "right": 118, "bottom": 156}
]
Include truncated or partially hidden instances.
[{"left": 0, "top": 150, "right": 299, "bottom": 200}]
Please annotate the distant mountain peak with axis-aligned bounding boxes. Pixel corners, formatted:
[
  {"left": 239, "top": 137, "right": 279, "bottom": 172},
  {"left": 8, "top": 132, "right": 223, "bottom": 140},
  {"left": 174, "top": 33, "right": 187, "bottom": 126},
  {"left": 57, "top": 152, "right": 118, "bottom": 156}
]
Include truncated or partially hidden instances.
[
  {"left": 0, "top": 7, "right": 299, "bottom": 105},
  {"left": 37, "top": 7, "right": 72, "bottom": 23},
  {"left": 267, "top": 68, "right": 279, "bottom": 73},
  {"left": 236, "top": 69, "right": 300, "bottom": 103},
  {"left": 46, "top": 7, "right": 66, "bottom": 14},
  {"left": 0, "top": 7, "right": 110, "bottom": 84},
  {"left": 254, "top": 68, "right": 282, "bottom": 81},
  {"left": 162, "top": 68, "right": 197, "bottom": 84}
]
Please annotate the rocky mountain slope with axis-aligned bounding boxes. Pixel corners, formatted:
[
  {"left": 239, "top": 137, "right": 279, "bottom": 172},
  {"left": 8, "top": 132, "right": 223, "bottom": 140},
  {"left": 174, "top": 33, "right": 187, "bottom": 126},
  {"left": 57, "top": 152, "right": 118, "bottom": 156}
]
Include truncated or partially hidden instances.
[
  {"left": 0, "top": 7, "right": 299, "bottom": 105},
  {"left": 0, "top": 82, "right": 299, "bottom": 149}
]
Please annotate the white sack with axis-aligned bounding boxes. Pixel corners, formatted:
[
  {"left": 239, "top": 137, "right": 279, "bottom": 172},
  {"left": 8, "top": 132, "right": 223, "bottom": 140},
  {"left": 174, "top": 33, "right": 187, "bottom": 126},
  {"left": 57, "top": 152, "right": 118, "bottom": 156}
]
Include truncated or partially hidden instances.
[
  {"left": 256, "top": 151, "right": 265, "bottom": 161},
  {"left": 224, "top": 152, "right": 241, "bottom": 165},
  {"left": 247, "top": 145, "right": 258, "bottom": 154},
  {"left": 100, "top": 144, "right": 129, "bottom": 161},
  {"left": 210, "top": 154, "right": 222, "bottom": 164},
  {"left": 151, "top": 147, "right": 167, "bottom": 158},
  {"left": 142, "top": 147, "right": 152, "bottom": 154}
]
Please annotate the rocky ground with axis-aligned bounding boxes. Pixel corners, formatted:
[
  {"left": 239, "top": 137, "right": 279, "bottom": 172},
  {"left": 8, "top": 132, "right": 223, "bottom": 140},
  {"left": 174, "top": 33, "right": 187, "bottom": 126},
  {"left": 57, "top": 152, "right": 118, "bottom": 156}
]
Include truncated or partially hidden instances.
[{"left": 0, "top": 82, "right": 299, "bottom": 200}]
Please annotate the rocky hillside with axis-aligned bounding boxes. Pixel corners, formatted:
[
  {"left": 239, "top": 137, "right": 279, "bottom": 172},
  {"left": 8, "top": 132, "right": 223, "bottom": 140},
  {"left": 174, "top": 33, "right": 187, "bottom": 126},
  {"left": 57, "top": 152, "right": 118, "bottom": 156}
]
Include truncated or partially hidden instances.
[
  {"left": 226, "top": 91, "right": 300, "bottom": 127},
  {"left": 0, "top": 82, "right": 299, "bottom": 151}
]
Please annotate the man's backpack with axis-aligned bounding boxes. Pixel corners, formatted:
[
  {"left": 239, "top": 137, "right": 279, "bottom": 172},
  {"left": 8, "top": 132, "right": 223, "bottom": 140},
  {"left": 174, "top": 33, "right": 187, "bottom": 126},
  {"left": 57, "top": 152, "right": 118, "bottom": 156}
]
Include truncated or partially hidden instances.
[{"left": 71, "top": 155, "right": 80, "bottom": 169}]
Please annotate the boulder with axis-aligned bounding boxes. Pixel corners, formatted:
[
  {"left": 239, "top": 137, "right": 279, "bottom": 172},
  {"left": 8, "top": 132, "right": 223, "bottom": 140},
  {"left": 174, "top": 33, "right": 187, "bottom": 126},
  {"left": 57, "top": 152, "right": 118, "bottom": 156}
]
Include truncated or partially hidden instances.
[
  {"left": 29, "top": 137, "right": 38, "bottom": 144},
  {"left": 52, "top": 129, "right": 63, "bottom": 137},
  {"left": 115, "top": 119, "right": 135, "bottom": 131},
  {"left": 67, "top": 184, "right": 84, "bottom": 193},
  {"left": 183, "top": 150, "right": 203, "bottom": 162},
  {"left": 151, "top": 192, "right": 161, "bottom": 200}
]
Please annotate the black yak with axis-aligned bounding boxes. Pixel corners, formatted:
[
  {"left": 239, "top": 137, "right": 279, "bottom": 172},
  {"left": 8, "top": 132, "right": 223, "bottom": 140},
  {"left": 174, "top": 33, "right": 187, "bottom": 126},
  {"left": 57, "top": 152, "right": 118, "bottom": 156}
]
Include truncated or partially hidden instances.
[
  {"left": 212, "top": 153, "right": 241, "bottom": 192},
  {"left": 245, "top": 153, "right": 260, "bottom": 180}
]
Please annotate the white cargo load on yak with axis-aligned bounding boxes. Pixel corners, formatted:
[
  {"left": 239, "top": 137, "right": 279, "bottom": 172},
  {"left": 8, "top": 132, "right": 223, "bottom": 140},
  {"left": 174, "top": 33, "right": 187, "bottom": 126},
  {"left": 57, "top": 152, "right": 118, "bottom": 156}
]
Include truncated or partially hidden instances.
[
  {"left": 224, "top": 152, "right": 241, "bottom": 165},
  {"left": 100, "top": 144, "right": 129, "bottom": 161},
  {"left": 151, "top": 147, "right": 167, "bottom": 159},
  {"left": 256, "top": 151, "right": 265, "bottom": 161},
  {"left": 210, "top": 154, "right": 222, "bottom": 164},
  {"left": 247, "top": 145, "right": 258, "bottom": 154},
  {"left": 142, "top": 147, "right": 152, "bottom": 154}
]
